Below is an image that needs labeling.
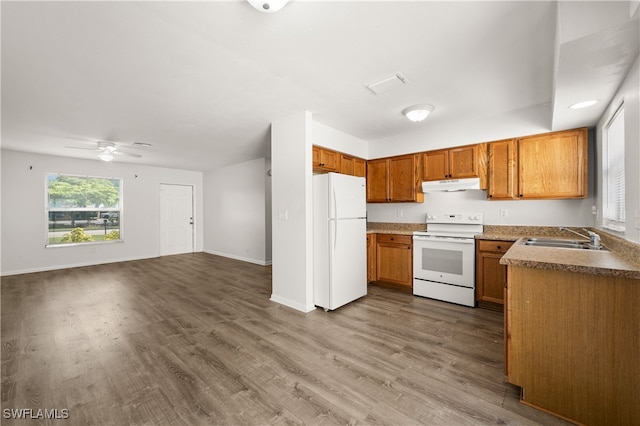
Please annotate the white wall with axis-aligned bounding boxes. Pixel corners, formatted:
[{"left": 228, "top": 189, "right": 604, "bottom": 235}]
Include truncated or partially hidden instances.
[
  {"left": 270, "top": 111, "right": 315, "bottom": 313},
  {"left": 1, "top": 150, "right": 203, "bottom": 276},
  {"left": 269, "top": 117, "right": 371, "bottom": 313},
  {"left": 596, "top": 55, "right": 640, "bottom": 243},
  {"left": 367, "top": 192, "right": 594, "bottom": 226},
  {"left": 203, "top": 157, "right": 271, "bottom": 265},
  {"left": 313, "top": 121, "right": 368, "bottom": 159}
]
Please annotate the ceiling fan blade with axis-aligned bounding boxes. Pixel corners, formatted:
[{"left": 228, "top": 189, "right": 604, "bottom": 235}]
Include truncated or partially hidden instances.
[
  {"left": 65, "top": 145, "right": 101, "bottom": 151},
  {"left": 114, "top": 150, "right": 142, "bottom": 158}
]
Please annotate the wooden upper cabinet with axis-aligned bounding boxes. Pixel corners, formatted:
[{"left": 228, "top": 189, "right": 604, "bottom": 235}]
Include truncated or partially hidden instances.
[
  {"left": 422, "top": 149, "right": 449, "bottom": 181},
  {"left": 312, "top": 146, "right": 340, "bottom": 172},
  {"left": 517, "top": 128, "right": 587, "bottom": 199},
  {"left": 450, "top": 145, "right": 480, "bottom": 178},
  {"left": 389, "top": 154, "right": 421, "bottom": 202},
  {"left": 422, "top": 145, "right": 480, "bottom": 181},
  {"left": 366, "top": 154, "right": 423, "bottom": 203},
  {"left": 366, "top": 158, "right": 390, "bottom": 202},
  {"left": 313, "top": 146, "right": 364, "bottom": 176},
  {"left": 340, "top": 154, "right": 366, "bottom": 177},
  {"left": 487, "top": 139, "right": 518, "bottom": 200},
  {"left": 353, "top": 158, "right": 366, "bottom": 177}
]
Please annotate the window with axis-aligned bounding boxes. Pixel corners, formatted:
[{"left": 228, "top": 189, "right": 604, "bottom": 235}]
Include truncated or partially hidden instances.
[
  {"left": 602, "top": 105, "right": 625, "bottom": 232},
  {"left": 47, "top": 174, "right": 123, "bottom": 246}
]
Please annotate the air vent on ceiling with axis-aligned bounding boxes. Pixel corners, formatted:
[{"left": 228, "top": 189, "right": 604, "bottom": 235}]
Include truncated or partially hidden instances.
[
  {"left": 364, "top": 72, "right": 410, "bottom": 95},
  {"left": 131, "top": 141, "right": 152, "bottom": 148}
]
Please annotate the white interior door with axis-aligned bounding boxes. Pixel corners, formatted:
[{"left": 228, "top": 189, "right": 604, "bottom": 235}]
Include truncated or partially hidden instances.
[{"left": 160, "top": 184, "right": 194, "bottom": 256}]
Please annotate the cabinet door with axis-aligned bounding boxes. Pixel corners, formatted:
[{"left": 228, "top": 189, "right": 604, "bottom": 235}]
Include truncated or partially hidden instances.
[
  {"left": 477, "top": 252, "right": 508, "bottom": 304},
  {"left": 319, "top": 149, "right": 340, "bottom": 172},
  {"left": 449, "top": 145, "right": 479, "bottom": 178},
  {"left": 422, "top": 149, "right": 449, "bottom": 181},
  {"left": 313, "top": 146, "right": 340, "bottom": 172},
  {"left": 366, "top": 159, "right": 389, "bottom": 202},
  {"left": 389, "top": 154, "right": 420, "bottom": 202},
  {"left": 476, "top": 240, "right": 513, "bottom": 305},
  {"left": 376, "top": 235, "right": 412, "bottom": 287},
  {"left": 353, "top": 158, "right": 366, "bottom": 178},
  {"left": 518, "top": 128, "right": 587, "bottom": 199},
  {"left": 340, "top": 155, "right": 355, "bottom": 176},
  {"left": 312, "top": 146, "right": 321, "bottom": 168},
  {"left": 488, "top": 139, "right": 518, "bottom": 200},
  {"left": 367, "top": 233, "right": 376, "bottom": 283}
]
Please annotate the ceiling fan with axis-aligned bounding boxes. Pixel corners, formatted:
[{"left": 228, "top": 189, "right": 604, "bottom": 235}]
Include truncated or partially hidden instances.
[{"left": 65, "top": 141, "right": 143, "bottom": 162}]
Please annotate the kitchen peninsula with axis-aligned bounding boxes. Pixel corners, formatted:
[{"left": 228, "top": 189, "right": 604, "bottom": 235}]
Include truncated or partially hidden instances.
[{"left": 497, "top": 228, "right": 640, "bottom": 425}]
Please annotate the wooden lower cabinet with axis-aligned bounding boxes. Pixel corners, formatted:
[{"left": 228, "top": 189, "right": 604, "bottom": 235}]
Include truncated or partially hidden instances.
[
  {"left": 366, "top": 233, "right": 376, "bottom": 283},
  {"left": 374, "top": 234, "right": 412, "bottom": 289},
  {"left": 506, "top": 266, "right": 640, "bottom": 425},
  {"left": 476, "top": 240, "right": 513, "bottom": 307}
]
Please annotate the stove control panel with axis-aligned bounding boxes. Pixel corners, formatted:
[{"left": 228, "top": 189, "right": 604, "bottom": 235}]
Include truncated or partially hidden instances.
[{"left": 426, "top": 212, "right": 483, "bottom": 225}]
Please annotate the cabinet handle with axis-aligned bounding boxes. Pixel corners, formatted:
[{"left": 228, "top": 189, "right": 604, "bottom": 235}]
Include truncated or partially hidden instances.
[
  {"left": 407, "top": 246, "right": 411, "bottom": 249},
  {"left": 390, "top": 237, "right": 394, "bottom": 241},
  {"left": 497, "top": 246, "right": 502, "bottom": 250}
]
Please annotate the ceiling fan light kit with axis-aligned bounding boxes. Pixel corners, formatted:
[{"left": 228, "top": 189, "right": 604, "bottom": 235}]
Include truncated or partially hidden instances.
[
  {"left": 99, "top": 152, "right": 114, "bottom": 162},
  {"left": 402, "top": 104, "right": 434, "bottom": 122},
  {"left": 247, "top": 0, "right": 290, "bottom": 13}
]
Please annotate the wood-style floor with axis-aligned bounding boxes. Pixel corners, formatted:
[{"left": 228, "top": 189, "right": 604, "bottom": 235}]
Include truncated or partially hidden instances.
[{"left": 1, "top": 253, "right": 569, "bottom": 425}]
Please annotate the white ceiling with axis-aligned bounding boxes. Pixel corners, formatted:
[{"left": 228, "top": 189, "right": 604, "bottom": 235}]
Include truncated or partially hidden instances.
[{"left": 2, "top": 1, "right": 638, "bottom": 171}]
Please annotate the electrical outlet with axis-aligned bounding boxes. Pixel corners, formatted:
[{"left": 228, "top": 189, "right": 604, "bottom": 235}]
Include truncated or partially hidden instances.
[
  {"left": 397, "top": 209, "right": 404, "bottom": 218},
  {"left": 278, "top": 209, "right": 288, "bottom": 221},
  {"left": 500, "top": 209, "right": 508, "bottom": 218}
]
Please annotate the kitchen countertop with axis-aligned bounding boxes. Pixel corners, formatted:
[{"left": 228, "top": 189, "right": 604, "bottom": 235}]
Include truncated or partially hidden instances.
[
  {"left": 500, "top": 238, "right": 640, "bottom": 279},
  {"left": 366, "top": 222, "right": 426, "bottom": 236},
  {"left": 479, "top": 225, "right": 640, "bottom": 280}
]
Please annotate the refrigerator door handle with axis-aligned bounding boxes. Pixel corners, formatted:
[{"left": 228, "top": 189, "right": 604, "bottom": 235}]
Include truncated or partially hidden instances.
[
  {"left": 331, "top": 186, "right": 338, "bottom": 219},
  {"left": 333, "top": 220, "right": 338, "bottom": 252}
]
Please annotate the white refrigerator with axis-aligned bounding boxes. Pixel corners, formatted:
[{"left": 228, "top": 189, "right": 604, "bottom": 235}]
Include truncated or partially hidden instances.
[{"left": 313, "top": 172, "right": 367, "bottom": 311}]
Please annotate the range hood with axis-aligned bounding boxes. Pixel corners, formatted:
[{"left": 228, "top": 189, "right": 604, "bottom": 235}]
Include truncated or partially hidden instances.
[{"left": 422, "top": 177, "right": 482, "bottom": 192}]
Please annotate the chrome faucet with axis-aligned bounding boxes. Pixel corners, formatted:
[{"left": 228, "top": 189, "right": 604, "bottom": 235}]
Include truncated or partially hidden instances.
[{"left": 559, "top": 227, "right": 602, "bottom": 249}]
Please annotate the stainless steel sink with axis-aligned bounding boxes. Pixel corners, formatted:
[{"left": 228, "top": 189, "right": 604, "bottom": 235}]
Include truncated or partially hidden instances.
[{"left": 522, "top": 238, "right": 608, "bottom": 251}]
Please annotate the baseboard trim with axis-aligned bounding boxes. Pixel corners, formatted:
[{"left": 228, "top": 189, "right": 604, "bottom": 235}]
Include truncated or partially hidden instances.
[
  {"left": 269, "top": 294, "right": 316, "bottom": 313},
  {"left": 203, "top": 249, "right": 272, "bottom": 266},
  {"left": 1, "top": 254, "right": 160, "bottom": 277}
]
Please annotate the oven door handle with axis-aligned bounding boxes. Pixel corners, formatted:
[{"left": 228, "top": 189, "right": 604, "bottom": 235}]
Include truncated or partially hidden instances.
[{"left": 413, "top": 237, "right": 475, "bottom": 244}]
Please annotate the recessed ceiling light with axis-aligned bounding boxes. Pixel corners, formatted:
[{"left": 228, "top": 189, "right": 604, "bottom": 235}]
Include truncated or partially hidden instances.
[
  {"left": 402, "top": 104, "right": 434, "bottom": 122},
  {"left": 569, "top": 100, "right": 598, "bottom": 109}
]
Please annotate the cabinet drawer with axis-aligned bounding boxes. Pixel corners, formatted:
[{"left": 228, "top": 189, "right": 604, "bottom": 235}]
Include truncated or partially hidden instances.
[
  {"left": 478, "top": 240, "right": 513, "bottom": 253},
  {"left": 376, "top": 234, "right": 412, "bottom": 245}
]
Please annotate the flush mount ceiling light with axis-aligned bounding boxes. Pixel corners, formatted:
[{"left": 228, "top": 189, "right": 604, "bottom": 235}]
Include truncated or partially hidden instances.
[
  {"left": 247, "top": 0, "right": 290, "bottom": 13},
  {"left": 402, "top": 104, "right": 434, "bottom": 122},
  {"left": 569, "top": 100, "right": 598, "bottom": 109}
]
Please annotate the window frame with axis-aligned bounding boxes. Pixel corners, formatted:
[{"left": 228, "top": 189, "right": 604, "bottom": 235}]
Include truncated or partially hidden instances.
[
  {"left": 45, "top": 173, "right": 124, "bottom": 248},
  {"left": 601, "top": 103, "right": 625, "bottom": 233}
]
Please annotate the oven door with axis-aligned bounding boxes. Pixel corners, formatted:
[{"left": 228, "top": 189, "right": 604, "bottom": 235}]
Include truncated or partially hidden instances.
[{"left": 412, "top": 234, "right": 475, "bottom": 288}]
